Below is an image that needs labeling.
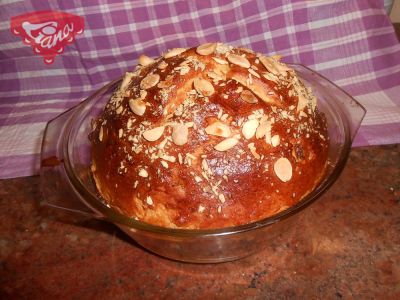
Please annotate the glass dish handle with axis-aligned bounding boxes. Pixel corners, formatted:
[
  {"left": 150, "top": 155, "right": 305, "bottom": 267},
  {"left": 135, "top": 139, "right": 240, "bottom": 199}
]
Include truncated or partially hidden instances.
[{"left": 40, "top": 104, "right": 102, "bottom": 219}]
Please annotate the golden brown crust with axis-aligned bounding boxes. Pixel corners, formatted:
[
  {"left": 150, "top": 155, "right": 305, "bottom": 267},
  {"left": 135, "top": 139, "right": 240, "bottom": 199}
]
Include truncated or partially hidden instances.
[{"left": 90, "top": 43, "right": 329, "bottom": 229}]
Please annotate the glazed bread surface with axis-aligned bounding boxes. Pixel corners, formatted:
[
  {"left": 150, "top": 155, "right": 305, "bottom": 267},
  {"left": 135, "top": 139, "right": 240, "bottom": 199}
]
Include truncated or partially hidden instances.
[{"left": 90, "top": 43, "right": 329, "bottom": 229}]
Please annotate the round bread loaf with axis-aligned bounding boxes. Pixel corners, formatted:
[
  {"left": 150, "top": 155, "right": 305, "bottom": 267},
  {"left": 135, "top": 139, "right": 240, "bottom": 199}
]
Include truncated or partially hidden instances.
[{"left": 90, "top": 43, "right": 329, "bottom": 229}]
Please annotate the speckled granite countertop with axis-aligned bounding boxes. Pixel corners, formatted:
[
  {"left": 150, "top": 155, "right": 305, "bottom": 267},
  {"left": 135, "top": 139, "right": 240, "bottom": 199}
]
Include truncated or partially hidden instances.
[{"left": 0, "top": 144, "right": 399, "bottom": 299}]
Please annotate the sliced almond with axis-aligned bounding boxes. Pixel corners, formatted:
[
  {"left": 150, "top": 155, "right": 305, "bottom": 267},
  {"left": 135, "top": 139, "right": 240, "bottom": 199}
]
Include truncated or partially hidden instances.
[
  {"left": 240, "top": 90, "right": 258, "bottom": 104},
  {"left": 205, "top": 121, "right": 231, "bottom": 137},
  {"left": 164, "top": 48, "right": 186, "bottom": 58},
  {"left": 242, "top": 119, "right": 259, "bottom": 140},
  {"left": 227, "top": 54, "right": 250, "bottom": 68},
  {"left": 139, "top": 169, "right": 148, "bottom": 177},
  {"left": 138, "top": 54, "right": 155, "bottom": 66},
  {"left": 214, "top": 137, "right": 239, "bottom": 151},
  {"left": 129, "top": 99, "right": 146, "bottom": 116},
  {"left": 196, "top": 43, "right": 217, "bottom": 56},
  {"left": 158, "top": 61, "right": 168, "bottom": 70},
  {"left": 259, "top": 55, "right": 290, "bottom": 77},
  {"left": 142, "top": 126, "right": 165, "bottom": 142},
  {"left": 274, "top": 157, "right": 292, "bottom": 182},
  {"left": 120, "top": 72, "right": 134, "bottom": 91},
  {"left": 140, "top": 73, "right": 160, "bottom": 90},
  {"left": 193, "top": 78, "right": 215, "bottom": 96},
  {"left": 172, "top": 124, "right": 189, "bottom": 146},
  {"left": 271, "top": 135, "right": 280, "bottom": 147},
  {"left": 139, "top": 90, "right": 147, "bottom": 99},
  {"left": 212, "top": 57, "right": 228, "bottom": 65},
  {"left": 98, "top": 126, "right": 104, "bottom": 142},
  {"left": 256, "top": 116, "right": 271, "bottom": 139}
]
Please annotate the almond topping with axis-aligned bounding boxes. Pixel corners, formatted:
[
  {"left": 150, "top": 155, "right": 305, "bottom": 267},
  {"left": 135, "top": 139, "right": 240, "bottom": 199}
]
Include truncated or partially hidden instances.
[
  {"left": 214, "top": 137, "right": 239, "bottom": 151},
  {"left": 138, "top": 54, "right": 155, "bottom": 66},
  {"left": 158, "top": 61, "right": 168, "bottom": 70},
  {"left": 212, "top": 57, "right": 228, "bottom": 65},
  {"left": 164, "top": 48, "right": 186, "bottom": 58},
  {"left": 196, "top": 43, "right": 217, "bottom": 55},
  {"left": 271, "top": 135, "right": 280, "bottom": 147},
  {"left": 256, "top": 116, "right": 271, "bottom": 139},
  {"left": 259, "top": 55, "right": 290, "bottom": 77},
  {"left": 142, "top": 126, "right": 165, "bottom": 142},
  {"left": 172, "top": 124, "right": 189, "bottom": 146},
  {"left": 139, "top": 169, "right": 148, "bottom": 177},
  {"left": 227, "top": 54, "right": 250, "bottom": 68},
  {"left": 140, "top": 73, "right": 160, "bottom": 90},
  {"left": 274, "top": 157, "right": 292, "bottom": 182},
  {"left": 120, "top": 72, "right": 134, "bottom": 91},
  {"left": 98, "top": 126, "right": 104, "bottom": 142},
  {"left": 146, "top": 196, "right": 153, "bottom": 205},
  {"left": 129, "top": 99, "right": 146, "bottom": 116},
  {"left": 205, "top": 121, "right": 231, "bottom": 137},
  {"left": 240, "top": 90, "right": 258, "bottom": 104},
  {"left": 242, "top": 119, "right": 259, "bottom": 139},
  {"left": 193, "top": 78, "right": 215, "bottom": 96}
]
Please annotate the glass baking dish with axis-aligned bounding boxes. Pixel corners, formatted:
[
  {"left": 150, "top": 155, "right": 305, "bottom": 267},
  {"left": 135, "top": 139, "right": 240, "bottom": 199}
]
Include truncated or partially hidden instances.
[{"left": 40, "top": 64, "right": 366, "bottom": 263}]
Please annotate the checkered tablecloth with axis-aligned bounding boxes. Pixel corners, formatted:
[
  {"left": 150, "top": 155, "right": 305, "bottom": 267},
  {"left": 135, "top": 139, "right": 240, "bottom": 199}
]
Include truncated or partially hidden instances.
[{"left": 0, "top": 0, "right": 399, "bottom": 179}]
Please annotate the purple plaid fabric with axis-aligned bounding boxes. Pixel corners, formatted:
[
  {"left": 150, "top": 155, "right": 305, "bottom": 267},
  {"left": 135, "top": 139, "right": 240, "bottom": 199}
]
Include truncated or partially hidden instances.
[{"left": 0, "top": 0, "right": 399, "bottom": 178}]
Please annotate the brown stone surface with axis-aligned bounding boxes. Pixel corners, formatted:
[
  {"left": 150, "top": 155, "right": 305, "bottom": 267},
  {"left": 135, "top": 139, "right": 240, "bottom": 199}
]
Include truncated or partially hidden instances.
[{"left": 0, "top": 144, "right": 399, "bottom": 299}]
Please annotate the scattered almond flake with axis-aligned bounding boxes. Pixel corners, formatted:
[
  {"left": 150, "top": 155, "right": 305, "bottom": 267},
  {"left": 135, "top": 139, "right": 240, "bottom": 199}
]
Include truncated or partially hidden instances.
[
  {"left": 198, "top": 205, "right": 205, "bottom": 213},
  {"left": 233, "top": 179, "right": 239, "bottom": 183},
  {"left": 242, "top": 119, "right": 259, "bottom": 139},
  {"left": 217, "top": 108, "right": 223, "bottom": 119},
  {"left": 120, "top": 72, "right": 134, "bottom": 92},
  {"left": 98, "top": 126, "right": 104, "bottom": 142},
  {"left": 212, "top": 57, "right": 228, "bottom": 64},
  {"left": 194, "top": 176, "right": 203, "bottom": 183},
  {"left": 158, "top": 61, "right": 168, "bottom": 69},
  {"left": 129, "top": 99, "right": 146, "bottom": 116},
  {"left": 223, "top": 175, "right": 228, "bottom": 181},
  {"left": 157, "top": 137, "right": 169, "bottom": 150},
  {"left": 274, "top": 157, "right": 292, "bottom": 182},
  {"left": 205, "top": 121, "right": 231, "bottom": 137},
  {"left": 138, "top": 54, "right": 155, "bottom": 66},
  {"left": 241, "top": 90, "right": 258, "bottom": 104},
  {"left": 146, "top": 196, "right": 154, "bottom": 205},
  {"left": 218, "top": 194, "right": 226, "bottom": 203},
  {"left": 299, "top": 111, "right": 308, "bottom": 118},
  {"left": 193, "top": 77, "right": 215, "bottom": 96},
  {"left": 161, "top": 154, "right": 176, "bottom": 163},
  {"left": 215, "top": 43, "right": 232, "bottom": 54},
  {"left": 227, "top": 53, "right": 250, "bottom": 68},
  {"left": 138, "top": 169, "right": 148, "bottom": 177},
  {"left": 140, "top": 73, "right": 160, "bottom": 90},
  {"left": 178, "top": 153, "right": 183, "bottom": 164},
  {"left": 116, "top": 105, "right": 123, "bottom": 114},
  {"left": 235, "top": 86, "right": 244, "bottom": 93},
  {"left": 172, "top": 124, "right": 189, "bottom": 146},
  {"left": 217, "top": 206, "right": 222, "bottom": 213},
  {"left": 248, "top": 142, "right": 260, "bottom": 159},
  {"left": 271, "top": 135, "right": 280, "bottom": 147},
  {"left": 248, "top": 68, "right": 261, "bottom": 78},
  {"left": 133, "top": 180, "right": 139, "bottom": 188},
  {"left": 161, "top": 160, "right": 169, "bottom": 168},
  {"left": 164, "top": 47, "right": 186, "bottom": 58},
  {"left": 223, "top": 94, "right": 228, "bottom": 99},
  {"left": 196, "top": 43, "right": 217, "bottom": 55},
  {"left": 256, "top": 116, "right": 270, "bottom": 139},
  {"left": 201, "top": 159, "right": 209, "bottom": 171},
  {"left": 214, "top": 137, "right": 239, "bottom": 151},
  {"left": 142, "top": 126, "right": 165, "bottom": 142},
  {"left": 118, "top": 128, "right": 123, "bottom": 138},
  {"left": 220, "top": 113, "right": 229, "bottom": 122}
]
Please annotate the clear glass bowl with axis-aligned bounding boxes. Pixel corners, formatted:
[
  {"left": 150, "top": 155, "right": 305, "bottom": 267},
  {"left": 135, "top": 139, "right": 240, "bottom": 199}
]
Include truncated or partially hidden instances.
[{"left": 40, "top": 64, "right": 366, "bottom": 263}]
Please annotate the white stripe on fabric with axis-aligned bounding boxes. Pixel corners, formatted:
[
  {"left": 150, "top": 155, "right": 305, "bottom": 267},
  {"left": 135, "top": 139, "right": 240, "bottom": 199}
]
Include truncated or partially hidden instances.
[{"left": 0, "top": 122, "right": 46, "bottom": 156}]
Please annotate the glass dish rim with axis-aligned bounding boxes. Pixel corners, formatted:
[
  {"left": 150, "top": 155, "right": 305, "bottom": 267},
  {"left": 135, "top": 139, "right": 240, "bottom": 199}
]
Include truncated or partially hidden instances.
[{"left": 62, "top": 63, "right": 365, "bottom": 238}]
